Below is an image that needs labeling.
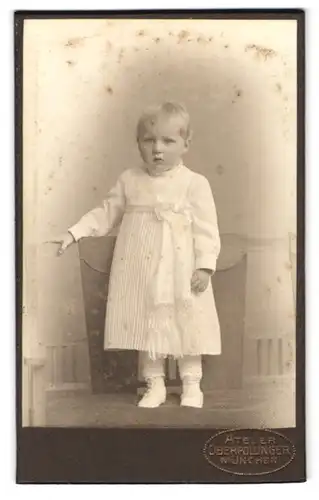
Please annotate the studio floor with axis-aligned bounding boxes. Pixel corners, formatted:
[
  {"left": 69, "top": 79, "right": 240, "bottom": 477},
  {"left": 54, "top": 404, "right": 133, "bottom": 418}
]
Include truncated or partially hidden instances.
[{"left": 46, "top": 382, "right": 295, "bottom": 429}]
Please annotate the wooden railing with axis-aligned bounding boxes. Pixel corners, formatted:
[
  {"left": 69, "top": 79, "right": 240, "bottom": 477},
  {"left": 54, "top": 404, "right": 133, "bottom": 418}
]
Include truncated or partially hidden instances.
[
  {"left": 22, "top": 353, "right": 46, "bottom": 426},
  {"left": 243, "top": 334, "right": 295, "bottom": 379}
]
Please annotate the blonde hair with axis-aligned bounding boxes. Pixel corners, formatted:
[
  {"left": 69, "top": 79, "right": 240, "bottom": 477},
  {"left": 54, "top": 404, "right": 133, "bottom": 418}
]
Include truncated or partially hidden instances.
[{"left": 136, "top": 101, "right": 192, "bottom": 140}]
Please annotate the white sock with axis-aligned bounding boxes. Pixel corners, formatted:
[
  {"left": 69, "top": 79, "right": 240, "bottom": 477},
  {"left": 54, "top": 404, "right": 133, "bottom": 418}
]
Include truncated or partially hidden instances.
[
  {"left": 140, "top": 351, "right": 165, "bottom": 381},
  {"left": 178, "top": 355, "right": 202, "bottom": 385}
]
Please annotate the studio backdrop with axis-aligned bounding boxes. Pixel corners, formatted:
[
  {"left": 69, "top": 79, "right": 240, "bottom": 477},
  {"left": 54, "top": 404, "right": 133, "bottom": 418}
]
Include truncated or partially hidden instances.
[{"left": 22, "top": 18, "right": 297, "bottom": 428}]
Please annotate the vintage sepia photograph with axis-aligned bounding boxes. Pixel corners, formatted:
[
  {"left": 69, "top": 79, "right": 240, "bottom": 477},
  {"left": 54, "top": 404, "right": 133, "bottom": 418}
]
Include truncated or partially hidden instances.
[{"left": 20, "top": 15, "right": 300, "bottom": 433}]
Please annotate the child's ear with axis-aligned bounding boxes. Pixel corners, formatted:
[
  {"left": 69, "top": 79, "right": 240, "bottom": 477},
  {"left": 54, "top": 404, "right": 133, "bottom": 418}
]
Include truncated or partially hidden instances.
[{"left": 184, "top": 131, "right": 193, "bottom": 150}]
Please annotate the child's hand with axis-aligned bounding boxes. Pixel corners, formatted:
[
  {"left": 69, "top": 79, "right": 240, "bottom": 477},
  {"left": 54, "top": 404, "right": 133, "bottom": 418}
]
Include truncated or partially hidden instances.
[
  {"left": 191, "top": 269, "right": 212, "bottom": 294},
  {"left": 50, "top": 232, "right": 75, "bottom": 256}
]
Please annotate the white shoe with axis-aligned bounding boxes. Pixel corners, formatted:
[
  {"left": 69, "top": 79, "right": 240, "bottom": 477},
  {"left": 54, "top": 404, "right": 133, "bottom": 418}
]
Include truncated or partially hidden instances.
[
  {"left": 138, "top": 377, "right": 166, "bottom": 408},
  {"left": 181, "top": 382, "right": 203, "bottom": 408}
]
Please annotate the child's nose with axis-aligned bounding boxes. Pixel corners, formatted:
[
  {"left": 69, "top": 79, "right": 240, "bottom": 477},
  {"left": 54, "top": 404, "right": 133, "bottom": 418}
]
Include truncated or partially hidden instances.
[{"left": 152, "top": 141, "right": 162, "bottom": 153}]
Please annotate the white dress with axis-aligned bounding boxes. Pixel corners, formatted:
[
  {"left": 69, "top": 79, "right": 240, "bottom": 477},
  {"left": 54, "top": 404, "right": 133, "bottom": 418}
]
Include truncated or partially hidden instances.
[{"left": 70, "top": 163, "right": 221, "bottom": 359}]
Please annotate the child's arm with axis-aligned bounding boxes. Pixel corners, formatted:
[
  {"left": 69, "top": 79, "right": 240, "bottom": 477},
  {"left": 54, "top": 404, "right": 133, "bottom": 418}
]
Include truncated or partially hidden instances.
[
  {"left": 51, "top": 174, "right": 126, "bottom": 256},
  {"left": 189, "top": 174, "right": 221, "bottom": 291},
  {"left": 68, "top": 175, "right": 126, "bottom": 242}
]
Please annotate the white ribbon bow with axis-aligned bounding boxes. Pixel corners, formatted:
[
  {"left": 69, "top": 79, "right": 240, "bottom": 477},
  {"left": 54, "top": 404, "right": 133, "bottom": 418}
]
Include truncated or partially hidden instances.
[{"left": 150, "top": 203, "right": 193, "bottom": 306}]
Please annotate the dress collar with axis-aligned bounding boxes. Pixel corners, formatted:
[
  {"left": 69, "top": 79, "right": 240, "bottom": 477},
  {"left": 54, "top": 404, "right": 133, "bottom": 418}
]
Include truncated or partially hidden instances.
[{"left": 143, "top": 161, "right": 184, "bottom": 178}]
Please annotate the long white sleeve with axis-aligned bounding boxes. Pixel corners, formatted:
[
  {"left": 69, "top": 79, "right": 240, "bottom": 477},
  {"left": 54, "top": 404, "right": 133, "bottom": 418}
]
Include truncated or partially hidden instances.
[
  {"left": 68, "top": 175, "right": 126, "bottom": 241},
  {"left": 189, "top": 174, "right": 221, "bottom": 272}
]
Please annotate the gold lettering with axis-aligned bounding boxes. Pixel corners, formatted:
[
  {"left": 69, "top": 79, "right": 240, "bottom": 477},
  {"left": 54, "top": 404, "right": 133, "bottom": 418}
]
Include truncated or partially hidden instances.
[
  {"left": 268, "top": 437, "right": 276, "bottom": 445},
  {"left": 282, "top": 446, "right": 291, "bottom": 455},
  {"left": 223, "top": 447, "right": 230, "bottom": 456},
  {"left": 260, "top": 438, "right": 266, "bottom": 445},
  {"left": 263, "top": 457, "right": 270, "bottom": 464},
  {"left": 224, "top": 435, "right": 234, "bottom": 444},
  {"left": 270, "top": 456, "right": 278, "bottom": 464},
  {"left": 243, "top": 437, "right": 249, "bottom": 445},
  {"left": 250, "top": 446, "right": 260, "bottom": 456},
  {"left": 260, "top": 446, "right": 269, "bottom": 455}
]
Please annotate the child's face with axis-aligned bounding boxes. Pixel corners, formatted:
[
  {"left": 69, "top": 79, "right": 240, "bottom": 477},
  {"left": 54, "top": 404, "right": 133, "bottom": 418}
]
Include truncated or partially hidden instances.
[{"left": 138, "top": 115, "right": 189, "bottom": 175}]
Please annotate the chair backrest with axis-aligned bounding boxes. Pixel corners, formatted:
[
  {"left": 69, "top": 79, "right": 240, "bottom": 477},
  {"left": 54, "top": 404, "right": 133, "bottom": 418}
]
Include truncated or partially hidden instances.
[
  {"left": 204, "top": 239, "right": 247, "bottom": 390},
  {"left": 79, "top": 236, "right": 138, "bottom": 393}
]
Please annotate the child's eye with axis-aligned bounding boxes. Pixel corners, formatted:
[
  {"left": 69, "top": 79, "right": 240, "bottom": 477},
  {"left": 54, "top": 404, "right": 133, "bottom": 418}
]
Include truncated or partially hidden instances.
[{"left": 163, "top": 138, "right": 175, "bottom": 144}]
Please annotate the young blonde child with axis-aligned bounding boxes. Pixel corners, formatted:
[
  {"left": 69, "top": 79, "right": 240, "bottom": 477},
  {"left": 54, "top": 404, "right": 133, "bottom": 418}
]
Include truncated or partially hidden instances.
[{"left": 53, "top": 101, "right": 221, "bottom": 408}]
